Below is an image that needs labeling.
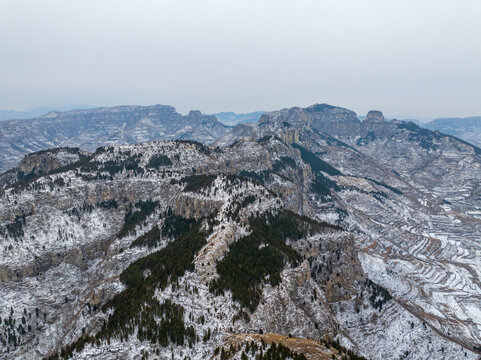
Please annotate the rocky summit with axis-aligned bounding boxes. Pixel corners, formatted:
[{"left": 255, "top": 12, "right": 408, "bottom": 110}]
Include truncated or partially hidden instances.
[{"left": 0, "top": 103, "right": 480, "bottom": 360}]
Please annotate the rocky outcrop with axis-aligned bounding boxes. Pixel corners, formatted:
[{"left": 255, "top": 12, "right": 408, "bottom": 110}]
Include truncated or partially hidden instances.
[
  {"left": 307, "top": 104, "right": 361, "bottom": 136},
  {"left": 219, "top": 333, "right": 340, "bottom": 360},
  {"left": 360, "top": 110, "right": 397, "bottom": 137},
  {"left": 174, "top": 195, "right": 221, "bottom": 219},
  {"left": 17, "top": 148, "right": 86, "bottom": 175},
  {"left": 309, "top": 234, "right": 366, "bottom": 302},
  {"left": 365, "top": 110, "right": 384, "bottom": 123},
  {"left": 0, "top": 148, "right": 89, "bottom": 188},
  {"left": 257, "top": 104, "right": 361, "bottom": 137}
]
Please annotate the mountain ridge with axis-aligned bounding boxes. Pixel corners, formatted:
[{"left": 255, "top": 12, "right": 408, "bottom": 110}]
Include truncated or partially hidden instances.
[
  {"left": 0, "top": 104, "right": 230, "bottom": 173},
  {"left": 425, "top": 116, "right": 481, "bottom": 147},
  {"left": 0, "top": 103, "right": 480, "bottom": 359}
]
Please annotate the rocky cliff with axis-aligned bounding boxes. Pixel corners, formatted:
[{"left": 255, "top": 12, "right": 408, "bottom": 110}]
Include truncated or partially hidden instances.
[
  {"left": 0, "top": 105, "right": 230, "bottom": 173},
  {"left": 0, "top": 103, "right": 480, "bottom": 360}
]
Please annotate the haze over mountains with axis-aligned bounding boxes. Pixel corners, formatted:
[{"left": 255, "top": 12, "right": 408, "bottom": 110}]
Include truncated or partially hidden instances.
[
  {"left": 212, "top": 111, "right": 266, "bottom": 126},
  {"left": 213, "top": 111, "right": 481, "bottom": 148},
  {"left": 0, "top": 102, "right": 480, "bottom": 359},
  {"left": 424, "top": 117, "right": 481, "bottom": 147},
  {"left": 0, "top": 105, "right": 229, "bottom": 173},
  {"left": 0, "top": 104, "right": 479, "bottom": 175},
  {"left": 0, "top": 106, "right": 93, "bottom": 122}
]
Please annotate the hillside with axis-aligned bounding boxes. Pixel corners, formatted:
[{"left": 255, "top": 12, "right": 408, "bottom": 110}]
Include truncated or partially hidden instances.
[
  {"left": 0, "top": 104, "right": 480, "bottom": 359},
  {"left": 425, "top": 116, "right": 481, "bottom": 147}
]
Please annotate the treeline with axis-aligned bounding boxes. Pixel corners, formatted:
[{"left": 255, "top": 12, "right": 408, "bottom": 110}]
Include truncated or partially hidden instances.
[
  {"left": 129, "top": 209, "right": 200, "bottom": 248},
  {"left": 210, "top": 211, "right": 319, "bottom": 312},
  {"left": 272, "top": 156, "right": 296, "bottom": 173},
  {"left": 129, "top": 225, "right": 160, "bottom": 248},
  {"left": 292, "top": 143, "right": 341, "bottom": 176},
  {"left": 119, "top": 200, "right": 158, "bottom": 237},
  {"left": 365, "top": 279, "right": 392, "bottom": 311},
  {"left": 160, "top": 209, "right": 197, "bottom": 239},
  {"left": 135, "top": 299, "right": 195, "bottom": 347},
  {"left": 237, "top": 156, "right": 296, "bottom": 187},
  {"left": 79, "top": 155, "right": 144, "bottom": 177},
  {"left": 366, "top": 177, "right": 402, "bottom": 195},
  {"left": 46, "top": 214, "right": 208, "bottom": 359},
  {"left": 146, "top": 154, "right": 172, "bottom": 169},
  {"left": 211, "top": 210, "right": 341, "bottom": 312},
  {"left": 239, "top": 170, "right": 270, "bottom": 186},
  {"left": 311, "top": 174, "right": 339, "bottom": 197},
  {"left": 103, "top": 217, "right": 206, "bottom": 338},
  {"left": 181, "top": 174, "right": 217, "bottom": 193},
  {"left": 291, "top": 143, "right": 340, "bottom": 198},
  {"left": 96, "top": 199, "right": 118, "bottom": 210}
]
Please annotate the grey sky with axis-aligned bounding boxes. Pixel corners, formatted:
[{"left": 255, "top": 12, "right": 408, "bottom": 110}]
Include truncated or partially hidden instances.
[{"left": 1, "top": 0, "right": 480, "bottom": 118}]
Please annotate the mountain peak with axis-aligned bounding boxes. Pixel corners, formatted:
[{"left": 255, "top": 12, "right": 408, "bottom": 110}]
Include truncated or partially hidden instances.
[
  {"left": 306, "top": 103, "right": 338, "bottom": 113},
  {"left": 365, "top": 110, "right": 385, "bottom": 122},
  {"left": 187, "top": 110, "right": 203, "bottom": 117}
]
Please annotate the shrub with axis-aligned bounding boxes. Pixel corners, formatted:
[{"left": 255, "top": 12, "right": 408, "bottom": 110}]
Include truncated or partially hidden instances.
[
  {"left": 181, "top": 175, "right": 216, "bottom": 192},
  {"left": 146, "top": 154, "right": 172, "bottom": 169},
  {"left": 119, "top": 200, "right": 158, "bottom": 237}
]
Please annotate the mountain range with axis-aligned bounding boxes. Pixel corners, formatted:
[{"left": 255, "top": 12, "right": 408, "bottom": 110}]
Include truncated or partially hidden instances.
[
  {"left": 0, "top": 105, "right": 229, "bottom": 173},
  {"left": 424, "top": 116, "right": 481, "bottom": 147},
  {"left": 0, "top": 106, "right": 93, "bottom": 122},
  {"left": 0, "top": 103, "right": 480, "bottom": 359}
]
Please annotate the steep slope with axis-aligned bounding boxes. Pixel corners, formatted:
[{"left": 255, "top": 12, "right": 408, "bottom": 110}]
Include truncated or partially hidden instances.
[
  {"left": 218, "top": 104, "right": 481, "bottom": 356},
  {"left": 0, "top": 126, "right": 478, "bottom": 360},
  {"left": 0, "top": 105, "right": 230, "bottom": 173},
  {"left": 0, "top": 140, "right": 349, "bottom": 359}
]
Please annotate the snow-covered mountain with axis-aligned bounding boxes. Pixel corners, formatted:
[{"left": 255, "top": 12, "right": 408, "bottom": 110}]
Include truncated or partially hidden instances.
[
  {"left": 425, "top": 116, "right": 481, "bottom": 148},
  {"left": 1, "top": 103, "right": 480, "bottom": 359},
  {"left": 0, "top": 105, "right": 230, "bottom": 174}
]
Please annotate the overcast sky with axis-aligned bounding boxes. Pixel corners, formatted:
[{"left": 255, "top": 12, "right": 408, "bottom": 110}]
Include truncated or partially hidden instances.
[{"left": 1, "top": 0, "right": 480, "bottom": 118}]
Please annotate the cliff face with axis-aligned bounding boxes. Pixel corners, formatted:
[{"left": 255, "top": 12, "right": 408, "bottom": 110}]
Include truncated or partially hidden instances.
[
  {"left": 214, "top": 103, "right": 481, "bottom": 358},
  {"left": 0, "top": 105, "right": 229, "bottom": 173},
  {"left": 1, "top": 103, "right": 480, "bottom": 360},
  {"left": 0, "top": 148, "right": 89, "bottom": 188},
  {"left": 16, "top": 148, "right": 88, "bottom": 175},
  {"left": 257, "top": 104, "right": 361, "bottom": 137}
]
